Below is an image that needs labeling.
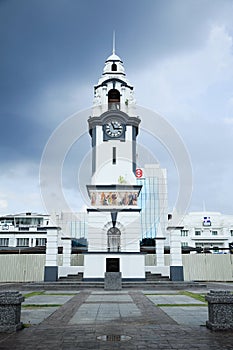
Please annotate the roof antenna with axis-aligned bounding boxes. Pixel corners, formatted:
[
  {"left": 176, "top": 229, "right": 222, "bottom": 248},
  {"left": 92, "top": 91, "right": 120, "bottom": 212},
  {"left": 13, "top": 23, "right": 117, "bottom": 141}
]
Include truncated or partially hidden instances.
[
  {"left": 203, "top": 200, "right": 206, "bottom": 213},
  {"left": 112, "top": 30, "right": 116, "bottom": 54}
]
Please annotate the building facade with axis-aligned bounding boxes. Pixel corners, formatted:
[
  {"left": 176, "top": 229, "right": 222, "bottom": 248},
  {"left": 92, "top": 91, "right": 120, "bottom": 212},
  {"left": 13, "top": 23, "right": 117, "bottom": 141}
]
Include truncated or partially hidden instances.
[
  {"left": 137, "top": 164, "right": 168, "bottom": 241},
  {"left": 179, "top": 212, "right": 233, "bottom": 252},
  {"left": 0, "top": 212, "right": 51, "bottom": 248}
]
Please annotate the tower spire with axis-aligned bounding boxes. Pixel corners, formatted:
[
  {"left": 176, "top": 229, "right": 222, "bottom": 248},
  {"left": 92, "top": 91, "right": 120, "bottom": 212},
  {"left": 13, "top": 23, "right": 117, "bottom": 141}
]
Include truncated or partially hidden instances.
[{"left": 112, "top": 30, "right": 115, "bottom": 54}]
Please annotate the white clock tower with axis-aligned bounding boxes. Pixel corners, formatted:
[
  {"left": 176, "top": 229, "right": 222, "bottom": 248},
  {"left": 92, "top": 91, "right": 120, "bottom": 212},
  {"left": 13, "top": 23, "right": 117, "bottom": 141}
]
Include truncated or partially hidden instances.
[
  {"left": 84, "top": 47, "right": 145, "bottom": 282},
  {"left": 89, "top": 49, "right": 141, "bottom": 185}
]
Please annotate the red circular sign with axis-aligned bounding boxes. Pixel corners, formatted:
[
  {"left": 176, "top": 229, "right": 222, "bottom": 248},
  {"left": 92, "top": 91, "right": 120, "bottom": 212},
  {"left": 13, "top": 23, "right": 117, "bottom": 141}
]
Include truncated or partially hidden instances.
[{"left": 135, "top": 168, "right": 143, "bottom": 178}]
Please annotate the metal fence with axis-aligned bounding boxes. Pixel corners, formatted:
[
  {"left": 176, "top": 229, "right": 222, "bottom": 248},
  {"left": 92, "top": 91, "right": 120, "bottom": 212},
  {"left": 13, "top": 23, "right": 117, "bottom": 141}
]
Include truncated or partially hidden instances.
[
  {"left": 0, "top": 253, "right": 232, "bottom": 282},
  {"left": 145, "top": 254, "right": 233, "bottom": 281}
]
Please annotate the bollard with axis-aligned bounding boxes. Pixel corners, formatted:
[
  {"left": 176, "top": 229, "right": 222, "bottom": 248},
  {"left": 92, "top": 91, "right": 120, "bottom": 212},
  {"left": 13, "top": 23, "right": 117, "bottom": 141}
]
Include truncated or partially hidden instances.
[
  {"left": 0, "top": 291, "right": 25, "bottom": 333},
  {"left": 104, "top": 272, "right": 122, "bottom": 290},
  {"left": 205, "top": 290, "right": 233, "bottom": 331}
]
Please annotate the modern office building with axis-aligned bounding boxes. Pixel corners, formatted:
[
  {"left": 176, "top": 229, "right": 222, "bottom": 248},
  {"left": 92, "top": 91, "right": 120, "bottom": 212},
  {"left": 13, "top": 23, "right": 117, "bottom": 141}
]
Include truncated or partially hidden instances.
[
  {"left": 136, "top": 164, "right": 168, "bottom": 241},
  {"left": 55, "top": 212, "right": 88, "bottom": 241}
]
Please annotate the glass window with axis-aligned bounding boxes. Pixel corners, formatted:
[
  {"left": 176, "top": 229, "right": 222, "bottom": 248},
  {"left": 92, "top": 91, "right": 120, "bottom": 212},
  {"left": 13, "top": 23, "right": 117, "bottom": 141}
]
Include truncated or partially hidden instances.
[
  {"left": 16, "top": 238, "right": 29, "bottom": 247},
  {"left": 230, "top": 230, "right": 233, "bottom": 236},
  {"left": 181, "top": 230, "right": 188, "bottom": 237},
  {"left": 0, "top": 238, "right": 9, "bottom": 247},
  {"left": 36, "top": 238, "right": 47, "bottom": 246},
  {"left": 212, "top": 230, "right": 218, "bottom": 236},
  {"left": 195, "top": 230, "right": 201, "bottom": 236},
  {"left": 19, "top": 227, "right": 29, "bottom": 231},
  {"left": 15, "top": 217, "right": 43, "bottom": 226},
  {"left": 181, "top": 242, "right": 188, "bottom": 247},
  {"left": 112, "top": 147, "right": 116, "bottom": 165}
]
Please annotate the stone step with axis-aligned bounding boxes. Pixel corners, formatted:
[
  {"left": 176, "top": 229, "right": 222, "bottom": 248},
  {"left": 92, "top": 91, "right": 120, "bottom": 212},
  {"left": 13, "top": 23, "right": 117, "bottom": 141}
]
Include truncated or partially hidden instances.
[
  {"left": 22, "top": 281, "right": 104, "bottom": 290},
  {"left": 146, "top": 276, "right": 170, "bottom": 280},
  {"left": 145, "top": 272, "right": 170, "bottom": 281},
  {"left": 20, "top": 280, "right": 206, "bottom": 291},
  {"left": 59, "top": 274, "right": 83, "bottom": 281},
  {"left": 59, "top": 275, "right": 170, "bottom": 282}
]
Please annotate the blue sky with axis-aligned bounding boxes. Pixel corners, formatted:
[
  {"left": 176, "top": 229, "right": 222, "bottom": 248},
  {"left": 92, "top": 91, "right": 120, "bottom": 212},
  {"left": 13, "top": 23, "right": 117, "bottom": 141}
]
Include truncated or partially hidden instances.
[{"left": 0, "top": 0, "right": 233, "bottom": 215}]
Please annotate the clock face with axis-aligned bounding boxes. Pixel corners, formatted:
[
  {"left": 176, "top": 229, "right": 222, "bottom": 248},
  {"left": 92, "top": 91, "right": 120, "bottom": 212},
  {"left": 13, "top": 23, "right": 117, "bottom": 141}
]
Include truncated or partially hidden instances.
[{"left": 105, "top": 120, "right": 123, "bottom": 137}]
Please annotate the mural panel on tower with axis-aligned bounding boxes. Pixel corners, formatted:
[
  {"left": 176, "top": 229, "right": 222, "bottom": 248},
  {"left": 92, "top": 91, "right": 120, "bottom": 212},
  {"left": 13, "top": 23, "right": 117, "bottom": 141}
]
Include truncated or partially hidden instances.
[{"left": 90, "top": 191, "right": 138, "bottom": 206}]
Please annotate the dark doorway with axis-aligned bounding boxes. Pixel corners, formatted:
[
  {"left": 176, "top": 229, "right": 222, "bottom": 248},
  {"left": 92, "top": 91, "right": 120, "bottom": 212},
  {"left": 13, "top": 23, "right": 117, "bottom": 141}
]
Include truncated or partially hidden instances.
[{"left": 106, "top": 258, "right": 120, "bottom": 272}]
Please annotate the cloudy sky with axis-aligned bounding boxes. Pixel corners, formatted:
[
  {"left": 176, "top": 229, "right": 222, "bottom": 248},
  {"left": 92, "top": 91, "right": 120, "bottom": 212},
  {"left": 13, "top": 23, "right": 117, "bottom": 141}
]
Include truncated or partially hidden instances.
[{"left": 1, "top": 0, "right": 233, "bottom": 215}]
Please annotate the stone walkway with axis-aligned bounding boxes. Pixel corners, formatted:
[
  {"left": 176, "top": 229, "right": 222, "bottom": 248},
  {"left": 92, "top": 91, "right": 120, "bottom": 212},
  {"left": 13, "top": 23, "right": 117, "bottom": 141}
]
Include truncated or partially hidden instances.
[{"left": 0, "top": 289, "right": 233, "bottom": 349}]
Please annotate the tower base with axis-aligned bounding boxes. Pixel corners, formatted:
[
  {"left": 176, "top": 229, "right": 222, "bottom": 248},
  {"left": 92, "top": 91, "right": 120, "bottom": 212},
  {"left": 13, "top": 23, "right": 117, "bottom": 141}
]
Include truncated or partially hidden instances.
[{"left": 83, "top": 253, "right": 145, "bottom": 280}]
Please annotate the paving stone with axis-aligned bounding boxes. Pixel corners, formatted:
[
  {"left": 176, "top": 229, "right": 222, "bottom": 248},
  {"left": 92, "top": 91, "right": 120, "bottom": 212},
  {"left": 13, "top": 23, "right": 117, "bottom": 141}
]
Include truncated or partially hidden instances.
[
  {"left": 21, "top": 306, "right": 59, "bottom": 324},
  {"left": 160, "top": 306, "right": 208, "bottom": 326},
  {"left": 23, "top": 295, "right": 73, "bottom": 305},
  {"left": 146, "top": 294, "right": 206, "bottom": 305},
  {"left": 86, "top": 293, "right": 133, "bottom": 302},
  {"left": 0, "top": 288, "right": 232, "bottom": 349}
]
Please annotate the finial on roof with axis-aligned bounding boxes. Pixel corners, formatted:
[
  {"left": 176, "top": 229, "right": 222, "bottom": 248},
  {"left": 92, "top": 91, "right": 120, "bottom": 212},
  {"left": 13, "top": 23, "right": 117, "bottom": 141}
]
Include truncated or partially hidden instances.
[
  {"left": 203, "top": 200, "right": 206, "bottom": 212},
  {"left": 112, "top": 30, "right": 116, "bottom": 54}
]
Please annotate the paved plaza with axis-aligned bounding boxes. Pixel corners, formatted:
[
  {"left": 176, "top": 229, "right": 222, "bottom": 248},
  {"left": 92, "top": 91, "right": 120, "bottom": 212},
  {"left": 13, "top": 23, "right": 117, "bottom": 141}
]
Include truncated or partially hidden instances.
[{"left": 0, "top": 284, "right": 232, "bottom": 349}]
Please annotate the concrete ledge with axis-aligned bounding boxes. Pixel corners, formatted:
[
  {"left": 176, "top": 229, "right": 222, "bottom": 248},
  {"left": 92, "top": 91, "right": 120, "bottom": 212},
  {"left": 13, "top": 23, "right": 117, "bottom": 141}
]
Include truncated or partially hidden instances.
[
  {"left": 83, "top": 251, "right": 146, "bottom": 254},
  {"left": 83, "top": 278, "right": 146, "bottom": 282}
]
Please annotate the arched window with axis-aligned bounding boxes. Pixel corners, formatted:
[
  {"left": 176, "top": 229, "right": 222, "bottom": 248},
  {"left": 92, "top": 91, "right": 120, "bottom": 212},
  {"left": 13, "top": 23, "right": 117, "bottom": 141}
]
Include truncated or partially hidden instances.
[
  {"left": 107, "top": 227, "right": 121, "bottom": 252},
  {"left": 108, "top": 89, "right": 120, "bottom": 110},
  {"left": 111, "top": 63, "right": 117, "bottom": 71}
]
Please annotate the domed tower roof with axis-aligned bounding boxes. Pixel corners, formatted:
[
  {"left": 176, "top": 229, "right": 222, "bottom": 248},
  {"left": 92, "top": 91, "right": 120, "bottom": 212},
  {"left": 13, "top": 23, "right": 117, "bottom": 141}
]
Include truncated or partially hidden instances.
[
  {"left": 93, "top": 34, "right": 135, "bottom": 111},
  {"left": 102, "top": 51, "right": 125, "bottom": 76},
  {"left": 106, "top": 52, "right": 122, "bottom": 62},
  {"left": 102, "top": 32, "right": 125, "bottom": 76}
]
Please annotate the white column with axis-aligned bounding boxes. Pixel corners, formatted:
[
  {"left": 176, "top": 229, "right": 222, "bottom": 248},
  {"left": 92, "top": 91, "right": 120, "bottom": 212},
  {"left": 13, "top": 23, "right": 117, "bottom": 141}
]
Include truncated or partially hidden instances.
[
  {"left": 169, "top": 228, "right": 184, "bottom": 281},
  {"left": 170, "top": 229, "right": 183, "bottom": 266},
  {"left": 45, "top": 228, "right": 58, "bottom": 266},
  {"left": 156, "top": 238, "right": 165, "bottom": 267},
  {"left": 155, "top": 223, "right": 165, "bottom": 267},
  {"left": 9, "top": 236, "right": 16, "bottom": 247},
  {"left": 61, "top": 238, "right": 72, "bottom": 267}
]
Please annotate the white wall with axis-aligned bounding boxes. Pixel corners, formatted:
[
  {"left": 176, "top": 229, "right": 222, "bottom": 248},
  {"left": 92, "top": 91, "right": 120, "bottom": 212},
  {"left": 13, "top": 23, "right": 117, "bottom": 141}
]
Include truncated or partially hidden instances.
[
  {"left": 93, "top": 126, "right": 136, "bottom": 185},
  {"left": 84, "top": 253, "right": 145, "bottom": 279},
  {"left": 88, "top": 211, "right": 141, "bottom": 252}
]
